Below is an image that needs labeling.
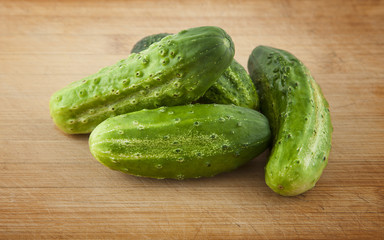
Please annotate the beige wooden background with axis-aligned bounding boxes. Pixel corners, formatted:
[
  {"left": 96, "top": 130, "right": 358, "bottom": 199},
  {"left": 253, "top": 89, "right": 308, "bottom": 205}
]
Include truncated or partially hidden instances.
[{"left": 0, "top": 0, "right": 383, "bottom": 239}]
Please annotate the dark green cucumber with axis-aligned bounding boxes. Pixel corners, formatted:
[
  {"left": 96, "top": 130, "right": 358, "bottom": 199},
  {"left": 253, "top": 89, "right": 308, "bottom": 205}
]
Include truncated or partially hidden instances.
[
  {"left": 50, "top": 26, "right": 234, "bottom": 134},
  {"left": 248, "top": 45, "right": 333, "bottom": 196},
  {"left": 131, "top": 33, "right": 171, "bottom": 53},
  {"left": 131, "top": 33, "right": 259, "bottom": 109},
  {"left": 89, "top": 104, "right": 271, "bottom": 179}
]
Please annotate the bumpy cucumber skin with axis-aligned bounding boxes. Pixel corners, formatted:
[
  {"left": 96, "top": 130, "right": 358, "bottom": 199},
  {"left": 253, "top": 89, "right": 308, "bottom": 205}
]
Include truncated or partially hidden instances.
[
  {"left": 131, "top": 33, "right": 171, "bottom": 53},
  {"left": 248, "top": 46, "right": 333, "bottom": 196},
  {"left": 131, "top": 33, "right": 259, "bottom": 110},
  {"left": 50, "top": 26, "right": 235, "bottom": 134},
  {"left": 200, "top": 59, "right": 259, "bottom": 109},
  {"left": 89, "top": 104, "right": 271, "bottom": 179}
]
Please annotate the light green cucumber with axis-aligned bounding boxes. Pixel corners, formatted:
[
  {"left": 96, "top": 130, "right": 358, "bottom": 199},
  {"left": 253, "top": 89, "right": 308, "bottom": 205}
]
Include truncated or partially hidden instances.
[
  {"left": 131, "top": 33, "right": 259, "bottom": 109},
  {"left": 89, "top": 104, "right": 271, "bottom": 179},
  {"left": 50, "top": 26, "right": 234, "bottom": 134},
  {"left": 248, "top": 45, "right": 333, "bottom": 196}
]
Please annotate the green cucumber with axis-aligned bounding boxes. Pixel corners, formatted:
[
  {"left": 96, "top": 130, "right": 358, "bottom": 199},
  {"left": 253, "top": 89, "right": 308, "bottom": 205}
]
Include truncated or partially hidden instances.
[
  {"left": 131, "top": 33, "right": 259, "bottom": 109},
  {"left": 131, "top": 33, "right": 171, "bottom": 53},
  {"left": 199, "top": 59, "right": 259, "bottom": 109},
  {"left": 89, "top": 104, "right": 271, "bottom": 179},
  {"left": 50, "top": 26, "right": 234, "bottom": 134},
  {"left": 248, "top": 45, "right": 333, "bottom": 196}
]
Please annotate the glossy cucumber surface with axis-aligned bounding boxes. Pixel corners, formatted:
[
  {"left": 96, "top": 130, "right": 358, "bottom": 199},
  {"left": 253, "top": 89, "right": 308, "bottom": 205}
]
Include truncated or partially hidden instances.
[
  {"left": 248, "top": 45, "right": 332, "bottom": 196},
  {"left": 89, "top": 104, "right": 271, "bottom": 179},
  {"left": 50, "top": 26, "right": 234, "bottom": 134}
]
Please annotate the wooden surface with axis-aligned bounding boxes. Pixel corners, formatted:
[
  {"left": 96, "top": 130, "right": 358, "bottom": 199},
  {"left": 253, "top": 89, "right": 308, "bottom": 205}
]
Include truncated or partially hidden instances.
[{"left": 1, "top": 0, "right": 383, "bottom": 239}]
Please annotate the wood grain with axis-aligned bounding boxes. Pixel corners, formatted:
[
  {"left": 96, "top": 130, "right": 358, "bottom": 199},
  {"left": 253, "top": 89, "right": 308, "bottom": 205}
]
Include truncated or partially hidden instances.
[{"left": 0, "top": 0, "right": 383, "bottom": 239}]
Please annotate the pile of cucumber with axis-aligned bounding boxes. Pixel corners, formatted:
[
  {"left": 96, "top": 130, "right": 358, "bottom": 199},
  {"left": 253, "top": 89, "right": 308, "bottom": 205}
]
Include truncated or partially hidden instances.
[{"left": 49, "top": 26, "right": 332, "bottom": 196}]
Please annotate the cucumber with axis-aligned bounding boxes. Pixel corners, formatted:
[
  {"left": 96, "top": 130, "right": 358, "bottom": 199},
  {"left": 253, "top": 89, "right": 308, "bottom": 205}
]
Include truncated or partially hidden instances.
[
  {"left": 89, "top": 104, "right": 271, "bottom": 179},
  {"left": 199, "top": 59, "right": 259, "bottom": 109},
  {"left": 131, "top": 33, "right": 259, "bottom": 109},
  {"left": 248, "top": 46, "right": 333, "bottom": 196},
  {"left": 50, "top": 26, "right": 235, "bottom": 134},
  {"left": 131, "top": 33, "right": 171, "bottom": 53}
]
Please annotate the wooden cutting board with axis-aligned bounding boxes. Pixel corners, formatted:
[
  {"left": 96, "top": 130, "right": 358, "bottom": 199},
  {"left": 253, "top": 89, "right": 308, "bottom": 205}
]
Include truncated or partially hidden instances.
[{"left": 1, "top": 0, "right": 383, "bottom": 239}]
